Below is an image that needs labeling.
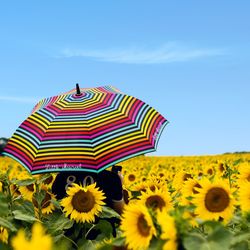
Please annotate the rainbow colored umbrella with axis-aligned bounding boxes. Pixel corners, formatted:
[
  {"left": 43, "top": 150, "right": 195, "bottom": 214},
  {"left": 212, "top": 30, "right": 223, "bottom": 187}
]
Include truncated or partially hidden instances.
[{"left": 3, "top": 85, "right": 168, "bottom": 174}]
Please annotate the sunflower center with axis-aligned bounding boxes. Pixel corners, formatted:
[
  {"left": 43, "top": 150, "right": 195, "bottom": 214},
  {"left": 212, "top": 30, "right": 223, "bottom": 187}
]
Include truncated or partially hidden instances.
[
  {"left": 44, "top": 176, "right": 53, "bottom": 185},
  {"left": 207, "top": 169, "right": 213, "bottom": 175},
  {"left": 128, "top": 174, "right": 136, "bottom": 182},
  {"left": 137, "top": 214, "right": 150, "bottom": 237},
  {"left": 146, "top": 195, "right": 166, "bottom": 211},
  {"left": 72, "top": 190, "right": 95, "bottom": 213},
  {"left": 219, "top": 164, "right": 225, "bottom": 172},
  {"left": 204, "top": 187, "right": 230, "bottom": 212},
  {"left": 27, "top": 184, "right": 34, "bottom": 192},
  {"left": 247, "top": 174, "right": 250, "bottom": 182}
]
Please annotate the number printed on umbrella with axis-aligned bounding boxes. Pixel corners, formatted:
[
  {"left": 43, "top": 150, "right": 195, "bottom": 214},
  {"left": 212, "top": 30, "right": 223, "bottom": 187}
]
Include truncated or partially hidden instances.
[{"left": 65, "top": 175, "right": 95, "bottom": 190}]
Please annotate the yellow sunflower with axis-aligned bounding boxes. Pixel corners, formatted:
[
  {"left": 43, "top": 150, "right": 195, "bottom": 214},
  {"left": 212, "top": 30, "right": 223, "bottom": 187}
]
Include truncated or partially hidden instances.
[
  {"left": 0, "top": 227, "right": 8, "bottom": 244},
  {"left": 12, "top": 223, "right": 52, "bottom": 250},
  {"left": 124, "top": 171, "right": 139, "bottom": 188},
  {"left": 7, "top": 161, "right": 31, "bottom": 181},
  {"left": 193, "top": 177, "right": 236, "bottom": 222},
  {"left": 180, "top": 178, "right": 201, "bottom": 206},
  {"left": 0, "top": 181, "right": 3, "bottom": 192},
  {"left": 204, "top": 165, "right": 215, "bottom": 176},
  {"left": 172, "top": 170, "right": 192, "bottom": 191},
  {"left": 33, "top": 190, "right": 56, "bottom": 215},
  {"left": 157, "top": 210, "right": 177, "bottom": 250},
  {"left": 183, "top": 211, "right": 199, "bottom": 227},
  {"left": 143, "top": 178, "right": 168, "bottom": 193},
  {"left": 238, "top": 164, "right": 250, "bottom": 184},
  {"left": 139, "top": 187, "right": 172, "bottom": 212},
  {"left": 239, "top": 181, "right": 250, "bottom": 213},
  {"left": 60, "top": 183, "right": 105, "bottom": 223},
  {"left": 39, "top": 173, "right": 57, "bottom": 190},
  {"left": 19, "top": 183, "right": 36, "bottom": 201},
  {"left": 120, "top": 203, "right": 156, "bottom": 250},
  {"left": 216, "top": 162, "right": 226, "bottom": 176}
]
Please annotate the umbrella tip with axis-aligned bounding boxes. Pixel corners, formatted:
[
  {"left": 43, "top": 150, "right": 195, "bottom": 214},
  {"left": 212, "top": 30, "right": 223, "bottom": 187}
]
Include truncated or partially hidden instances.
[{"left": 76, "top": 83, "right": 81, "bottom": 95}]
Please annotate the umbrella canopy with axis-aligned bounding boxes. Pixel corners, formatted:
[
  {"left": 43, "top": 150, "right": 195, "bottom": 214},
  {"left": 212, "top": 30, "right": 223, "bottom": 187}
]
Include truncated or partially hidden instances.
[{"left": 3, "top": 85, "right": 168, "bottom": 174}]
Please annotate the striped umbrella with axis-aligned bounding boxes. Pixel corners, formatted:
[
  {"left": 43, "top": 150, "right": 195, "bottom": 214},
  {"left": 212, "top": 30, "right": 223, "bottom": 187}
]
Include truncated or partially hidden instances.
[{"left": 3, "top": 85, "right": 168, "bottom": 174}]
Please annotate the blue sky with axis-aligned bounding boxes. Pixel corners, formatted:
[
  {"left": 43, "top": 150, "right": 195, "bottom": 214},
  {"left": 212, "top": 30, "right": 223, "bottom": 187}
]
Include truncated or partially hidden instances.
[{"left": 0, "top": 1, "right": 249, "bottom": 155}]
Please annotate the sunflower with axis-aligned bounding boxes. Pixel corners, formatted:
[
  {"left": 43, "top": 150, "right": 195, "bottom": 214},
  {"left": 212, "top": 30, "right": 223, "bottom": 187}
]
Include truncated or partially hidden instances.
[
  {"left": 39, "top": 173, "right": 57, "bottom": 190},
  {"left": 216, "top": 162, "right": 226, "bottom": 176},
  {"left": 60, "top": 183, "right": 105, "bottom": 223},
  {"left": 0, "top": 227, "right": 8, "bottom": 244},
  {"left": 238, "top": 181, "right": 250, "bottom": 213},
  {"left": 0, "top": 181, "right": 3, "bottom": 192},
  {"left": 33, "top": 190, "right": 56, "bottom": 215},
  {"left": 11, "top": 223, "right": 52, "bottom": 250},
  {"left": 7, "top": 161, "right": 31, "bottom": 181},
  {"left": 120, "top": 203, "right": 156, "bottom": 250},
  {"left": 172, "top": 170, "right": 192, "bottom": 191},
  {"left": 143, "top": 178, "right": 168, "bottom": 193},
  {"left": 157, "top": 210, "right": 177, "bottom": 250},
  {"left": 183, "top": 211, "right": 199, "bottom": 227},
  {"left": 139, "top": 187, "right": 172, "bottom": 212},
  {"left": 19, "top": 183, "right": 36, "bottom": 201},
  {"left": 193, "top": 177, "right": 236, "bottom": 222},
  {"left": 124, "top": 171, "right": 139, "bottom": 188},
  {"left": 180, "top": 178, "right": 201, "bottom": 206},
  {"left": 204, "top": 165, "right": 215, "bottom": 176},
  {"left": 238, "top": 164, "right": 250, "bottom": 184}
]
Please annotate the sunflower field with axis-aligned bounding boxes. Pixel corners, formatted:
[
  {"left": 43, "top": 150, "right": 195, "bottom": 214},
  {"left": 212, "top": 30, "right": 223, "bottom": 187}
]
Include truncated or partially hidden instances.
[{"left": 0, "top": 153, "right": 250, "bottom": 250}]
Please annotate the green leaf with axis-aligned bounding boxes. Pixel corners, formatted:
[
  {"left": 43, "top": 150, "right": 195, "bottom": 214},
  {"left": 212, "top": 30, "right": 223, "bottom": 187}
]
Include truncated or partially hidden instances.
[
  {"left": 0, "top": 217, "right": 17, "bottom": 232},
  {"left": 33, "top": 189, "right": 46, "bottom": 207},
  {"left": 12, "top": 200, "right": 35, "bottom": 216},
  {"left": 15, "top": 178, "right": 35, "bottom": 186},
  {"left": 111, "top": 235, "right": 126, "bottom": 246},
  {"left": 230, "top": 241, "right": 249, "bottom": 250},
  {"left": 0, "top": 193, "right": 9, "bottom": 217},
  {"left": 77, "top": 240, "right": 96, "bottom": 250},
  {"left": 12, "top": 209, "right": 38, "bottom": 223},
  {"left": 207, "top": 224, "right": 232, "bottom": 250},
  {"left": 94, "top": 244, "right": 113, "bottom": 250},
  {"left": 231, "top": 232, "right": 250, "bottom": 247},
  {"left": 148, "top": 238, "right": 166, "bottom": 250},
  {"left": 183, "top": 233, "right": 210, "bottom": 250},
  {"left": 36, "top": 174, "right": 52, "bottom": 184},
  {"left": 52, "top": 238, "right": 71, "bottom": 250},
  {"left": 91, "top": 219, "right": 113, "bottom": 241},
  {"left": 0, "top": 241, "right": 12, "bottom": 250},
  {"left": 99, "top": 206, "right": 120, "bottom": 219},
  {"left": 44, "top": 212, "right": 74, "bottom": 234},
  {"left": 131, "top": 190, "right": 141, "bottom": 198},
  {"left": 50, "top": 198, "right": 61, "bottom": 209}
]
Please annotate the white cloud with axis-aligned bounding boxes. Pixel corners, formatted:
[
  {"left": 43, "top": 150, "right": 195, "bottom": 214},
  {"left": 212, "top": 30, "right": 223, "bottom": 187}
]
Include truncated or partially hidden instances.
[
  {"left": 59, "top": 43, "right": 225, "bottom": 64},
  {"left": 0, "top": 96, "right": 40, "bottom": 104}
]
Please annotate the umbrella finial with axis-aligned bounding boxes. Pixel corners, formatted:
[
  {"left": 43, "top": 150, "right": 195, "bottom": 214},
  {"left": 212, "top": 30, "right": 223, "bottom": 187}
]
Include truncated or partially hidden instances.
[{"left": 76, "top": 83, "right": 81, "bottom": 96}]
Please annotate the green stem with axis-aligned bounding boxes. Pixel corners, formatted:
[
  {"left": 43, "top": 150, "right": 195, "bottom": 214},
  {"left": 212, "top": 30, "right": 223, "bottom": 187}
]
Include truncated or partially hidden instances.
[
  {"left": 227, "top": 164, "right": 232, "bottom": 188},
  {"left": 85, "top": 224, "right": 95, "bottom": 238},
  {"left": 62, "top": 234, "right": 78, "bottom": 249}
]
